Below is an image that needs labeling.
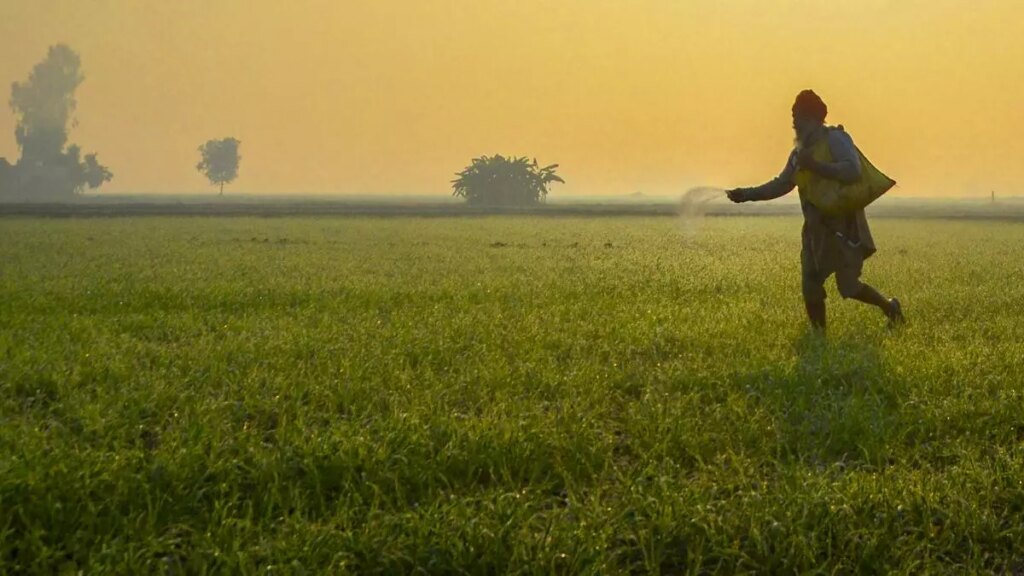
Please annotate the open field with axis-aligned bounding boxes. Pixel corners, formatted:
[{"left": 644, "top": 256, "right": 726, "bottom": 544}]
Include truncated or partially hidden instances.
[{"left": 2, "top": 215, "right": 1024, "bottom": 573}]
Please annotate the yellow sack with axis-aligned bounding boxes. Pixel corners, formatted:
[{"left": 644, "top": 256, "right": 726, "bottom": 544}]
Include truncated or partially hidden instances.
[{"left": 794, "top": 128, "right": 895, "bottom": 215}]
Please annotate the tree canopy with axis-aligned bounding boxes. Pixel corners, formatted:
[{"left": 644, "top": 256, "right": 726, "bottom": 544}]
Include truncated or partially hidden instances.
[
  {"left": 196, "top": 138, "right": 241, "bottom": 195},
  {"left": 451, "top": 155, "right": 564, "bottom": 206},
  {"left": 1, "top": 44, "right": 112, "bottom": 199}
]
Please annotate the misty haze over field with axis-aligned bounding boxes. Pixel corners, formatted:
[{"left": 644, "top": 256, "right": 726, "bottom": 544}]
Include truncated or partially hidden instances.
[{"left": 0, "top": 1, "right": 1021, "bottom": 199}]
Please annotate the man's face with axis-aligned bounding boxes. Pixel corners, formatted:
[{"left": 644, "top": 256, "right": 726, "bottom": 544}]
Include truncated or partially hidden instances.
[
  {"left": 792, "top": 112, "right": 812, "bottom": 135},
  {"left": 792, "top": 111, "right": 821, "bottom": 143}
]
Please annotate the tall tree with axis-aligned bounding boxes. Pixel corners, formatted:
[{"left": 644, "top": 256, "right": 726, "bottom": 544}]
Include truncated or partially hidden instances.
[
  {"left": 4, "top": 44, "right": 112, "bottom": 198},
  {"left": 10, "top": 44, "right": 81, "bottom": 166},
  {"left": 196, "top": 138, "right": 241, "bottom": 195}
]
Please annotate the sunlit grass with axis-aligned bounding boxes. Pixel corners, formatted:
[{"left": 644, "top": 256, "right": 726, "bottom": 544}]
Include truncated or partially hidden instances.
[{"left": 2, "top": 216, "right": 1023, "bottom": 573}]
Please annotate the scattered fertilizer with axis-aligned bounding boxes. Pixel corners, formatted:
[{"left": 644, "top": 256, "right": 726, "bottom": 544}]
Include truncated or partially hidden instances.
[{"left": 678, "top": 186, "right": 727, "bottom": 237}]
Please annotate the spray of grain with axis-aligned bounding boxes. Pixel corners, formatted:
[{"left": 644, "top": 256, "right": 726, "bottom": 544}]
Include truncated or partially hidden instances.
[{"left": 678, "top": 186, "right": 727, "bottom": 238}]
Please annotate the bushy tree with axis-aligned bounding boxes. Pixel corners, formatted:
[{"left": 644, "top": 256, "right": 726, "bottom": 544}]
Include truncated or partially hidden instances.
[
  {"left": 196, "top": 138, "right": 240, "bottom": 195},
  {"left": 451, "top": 155, "right": 564, "bottom": 206},
  {"left": 65, "top": 145, "right": 114, "bottom": 193},
  {"left": 2, "top": 44, "right": 113, "bottom": 199},
  {"left": 10, "top": 44, "right": 81, "bottom": 166}
]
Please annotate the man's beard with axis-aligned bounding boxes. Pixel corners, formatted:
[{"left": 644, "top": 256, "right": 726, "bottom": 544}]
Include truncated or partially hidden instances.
[{"left": 793, "top": 123, "right": 820, "bottom": 150}]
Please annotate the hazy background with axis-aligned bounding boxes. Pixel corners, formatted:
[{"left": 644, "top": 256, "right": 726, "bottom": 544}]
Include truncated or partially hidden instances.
[{"left": 1, "top": 0, "right": 1021, "bottom": 197}]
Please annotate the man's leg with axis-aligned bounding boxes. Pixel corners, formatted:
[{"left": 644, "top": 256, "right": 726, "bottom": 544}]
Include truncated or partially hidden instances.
[
  {"left": 804, "top": 296, "right": 826, "bottom": 332},
  {"left": 802, "top": 257, "right": 828, "bottom": 332},
  {"left": 848, "top": 283, "right": 888, "bottom": 311},
  {"left": 839, "top": 273, "right": 904, "bottom": 323}
]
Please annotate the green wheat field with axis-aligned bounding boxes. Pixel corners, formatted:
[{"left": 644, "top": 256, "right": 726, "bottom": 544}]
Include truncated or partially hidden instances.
[{"left": 3, "top": 215, "right": 1024, "bottom": 574}]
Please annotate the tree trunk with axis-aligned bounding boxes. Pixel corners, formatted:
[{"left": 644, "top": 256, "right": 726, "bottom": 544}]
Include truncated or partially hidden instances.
[{"left": 220, "top": 182, "right": 224, "bottom": 196}]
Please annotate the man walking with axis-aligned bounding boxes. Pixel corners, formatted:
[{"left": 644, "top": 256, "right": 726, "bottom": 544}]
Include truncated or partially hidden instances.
[{"left": 726, "top": 90, "right": 904, "bottom": 333}]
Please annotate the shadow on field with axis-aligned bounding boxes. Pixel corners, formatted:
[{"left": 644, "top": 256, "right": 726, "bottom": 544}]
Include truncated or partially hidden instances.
[{"left": 748, "top": 330, "right": 902, "bottom": 469}]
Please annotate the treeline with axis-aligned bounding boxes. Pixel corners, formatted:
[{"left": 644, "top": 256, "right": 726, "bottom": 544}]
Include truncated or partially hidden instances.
[{"left": 2, "top": 46, "right": 563, "bottom": 206}]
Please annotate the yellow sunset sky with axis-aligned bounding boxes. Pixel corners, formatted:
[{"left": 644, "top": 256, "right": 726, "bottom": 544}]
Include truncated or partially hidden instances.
[{"left": 0, "top": 0, "right": 1021, "bottom": 197}]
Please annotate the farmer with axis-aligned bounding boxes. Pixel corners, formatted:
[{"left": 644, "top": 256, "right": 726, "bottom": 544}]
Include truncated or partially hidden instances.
[{"left": 726, "top": 89, "right": 904, "bottom": 332}]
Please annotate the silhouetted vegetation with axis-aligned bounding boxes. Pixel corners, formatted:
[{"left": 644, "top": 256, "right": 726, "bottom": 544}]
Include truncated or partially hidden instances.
[
  {"left": 452, "top": 155, "right": 563, "bottom": 206},
  {"left": 0, "top": 44, "right": 113, "bottom": 201},
  {"left": 197, "top": 138, "right": 241, "bottom": 195}
]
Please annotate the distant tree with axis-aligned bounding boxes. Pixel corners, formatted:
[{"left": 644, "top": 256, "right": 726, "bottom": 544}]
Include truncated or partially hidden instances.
[
  {"left": 451, "top": 155, "right": 564, "bottom": 206},
  {"left": 65, "top": 145, "right": 114, "bottom": 194},
  {"left": 2, "top": 44, "right": 113, "bottom": 200},
  {"left": 10, "top": 44, "right": 80, "bottom": 166},
  {"left": 196, "top": 138, "right": 240, "bottom": 195}
]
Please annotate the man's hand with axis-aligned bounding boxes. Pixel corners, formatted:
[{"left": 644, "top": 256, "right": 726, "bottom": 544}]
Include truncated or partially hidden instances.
[
  {"left": 797, "top": 148, "right": 820, "bottom": 173},
  {"left": 726, "top": 189, "right": 747, "bottom": 203}
]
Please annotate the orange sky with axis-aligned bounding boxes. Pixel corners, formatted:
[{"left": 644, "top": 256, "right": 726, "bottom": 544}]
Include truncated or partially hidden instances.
[{"left": 0, "top": 0, "right": 1021, "bottom": 197}]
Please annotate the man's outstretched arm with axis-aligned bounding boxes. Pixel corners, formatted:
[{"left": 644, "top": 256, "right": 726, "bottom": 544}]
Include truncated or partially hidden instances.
[{"left": 727, "top": 150, "right": 798, "bottom": 202}]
